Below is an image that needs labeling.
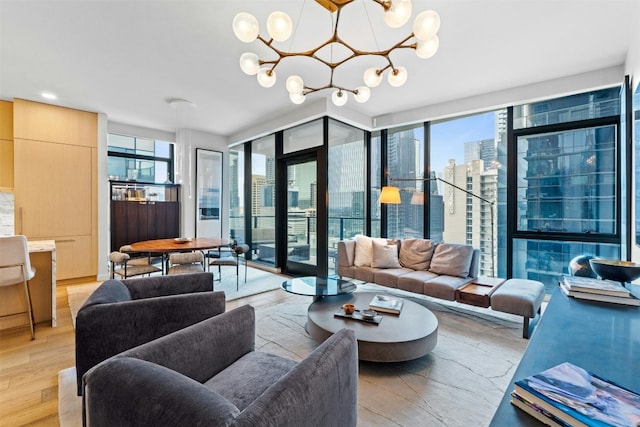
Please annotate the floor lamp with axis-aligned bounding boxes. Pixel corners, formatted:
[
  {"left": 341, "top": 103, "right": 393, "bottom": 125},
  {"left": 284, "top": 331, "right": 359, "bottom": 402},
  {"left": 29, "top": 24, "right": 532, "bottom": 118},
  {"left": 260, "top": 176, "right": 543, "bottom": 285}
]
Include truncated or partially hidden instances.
[{"left": 379, "top": 175, "right": 496, "bottom": 278}]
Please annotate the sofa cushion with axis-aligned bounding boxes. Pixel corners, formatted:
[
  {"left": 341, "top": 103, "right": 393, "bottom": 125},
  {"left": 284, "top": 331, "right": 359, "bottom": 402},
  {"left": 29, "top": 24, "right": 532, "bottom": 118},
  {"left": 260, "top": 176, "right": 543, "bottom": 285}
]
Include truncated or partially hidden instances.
[
  {"left": 397, "top": 270, "right": 439, "bottom": 293},
  {"left": 206, "top": 351, "right": 297, "bottom": 411},
  {"left": 423, "top": 275, "right": 473, "bottom": 300},
  {"left": 374, "top": 268, "right": 413, "bottom": 288},
  {"left": 80, "top": 279, "right": 132, "bottom": 310},
  {"left": 353, "top": 235, "right": 387, "bottom": 267},
  {"left": 428, "top": 243, "right": 474, "bottom": 278},
  {"left": 371, "top": 240, "right": 401, "bottom": 268},
  {"left": 399, "top": 238, "right": 437, "bottom": 270}
]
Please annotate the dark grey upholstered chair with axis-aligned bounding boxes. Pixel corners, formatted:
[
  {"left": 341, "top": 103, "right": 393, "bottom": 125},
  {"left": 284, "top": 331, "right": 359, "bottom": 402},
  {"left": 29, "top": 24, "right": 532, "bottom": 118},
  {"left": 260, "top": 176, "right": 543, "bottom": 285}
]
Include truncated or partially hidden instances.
[
  {"left": 75, "top": 272, "right": 223, "bottom": 396},
  {"left": 83, "top": 305, "right": 358, "bottom": 427}
]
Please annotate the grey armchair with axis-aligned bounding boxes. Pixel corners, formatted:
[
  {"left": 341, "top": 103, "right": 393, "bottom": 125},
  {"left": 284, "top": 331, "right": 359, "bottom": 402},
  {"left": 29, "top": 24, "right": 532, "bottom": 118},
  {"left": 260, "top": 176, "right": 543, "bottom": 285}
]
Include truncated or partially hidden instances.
[
  {"left": 75, "top": 272, "right": 224, "bottom": 395},
  {"left": 83, "top": 304, "right": 358, "bottom": 427}
]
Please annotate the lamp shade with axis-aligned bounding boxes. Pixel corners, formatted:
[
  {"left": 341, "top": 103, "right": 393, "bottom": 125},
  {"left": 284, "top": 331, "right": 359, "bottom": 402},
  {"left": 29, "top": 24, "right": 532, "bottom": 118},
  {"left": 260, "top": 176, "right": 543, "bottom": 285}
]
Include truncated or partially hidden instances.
[
  {"left": 379, "top": 186, "right": 401, "bottom": 204},
  {"left": 384, "top": 0, "right": 412, "bottom": 28},
  {"left": 415, "top": 36, "right": 439, "bottom": 59},
  {"left": 266, "top": 11, "right": 293, "bottom": 42},
  {"left": 410, "top": 191, "right": 424, "bottom": 205},
  {"left": 239, "top": 52, "right": 260, "bottom": 75},
  {"left": 363, "top": 67, "right": 383, "bottom": 88},
  {"left": 388, "top": 66, "right": 407, "bottom": 87},
  {"left": 354, "top": 86, "right": 371, "bottom": 103},
  {"left": 331, "top": 89, "right": 348, "bottom": 106},
  {"left": 257, "top": 67, "right": 276, "bottom": 87},
  {"left": 413, "top": 10, "right": 440, "bottom": 41},
  {"left": 233, "top": 12, "right": 259, "bottom": 43}
]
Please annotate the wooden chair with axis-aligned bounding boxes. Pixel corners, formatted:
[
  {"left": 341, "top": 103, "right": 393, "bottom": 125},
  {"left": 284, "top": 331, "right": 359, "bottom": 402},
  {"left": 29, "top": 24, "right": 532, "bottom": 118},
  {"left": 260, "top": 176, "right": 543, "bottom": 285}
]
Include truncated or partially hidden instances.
[{"left": 0, "top": 235, "right": 36, "bottom": 339}]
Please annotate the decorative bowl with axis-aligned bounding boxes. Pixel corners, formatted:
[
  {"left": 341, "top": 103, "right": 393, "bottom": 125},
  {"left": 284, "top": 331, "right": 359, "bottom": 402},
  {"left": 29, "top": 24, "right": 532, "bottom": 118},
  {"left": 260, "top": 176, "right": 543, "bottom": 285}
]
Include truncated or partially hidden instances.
[
  {"left": 361, "top": 309, "right": 377, "bottom": 320},
  {"left": 589, "top": 259, "right": 640, "bottom": 283},
  {"left": 174, "top": 237, "right": 192, "bottom": 244}
]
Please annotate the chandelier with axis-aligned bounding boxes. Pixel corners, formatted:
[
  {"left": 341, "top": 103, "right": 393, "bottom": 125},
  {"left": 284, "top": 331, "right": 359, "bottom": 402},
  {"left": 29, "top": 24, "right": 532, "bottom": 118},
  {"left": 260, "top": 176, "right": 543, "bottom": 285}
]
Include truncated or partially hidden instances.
[{"left": 232, "top": 0, "right": 441, "bottom": 106}]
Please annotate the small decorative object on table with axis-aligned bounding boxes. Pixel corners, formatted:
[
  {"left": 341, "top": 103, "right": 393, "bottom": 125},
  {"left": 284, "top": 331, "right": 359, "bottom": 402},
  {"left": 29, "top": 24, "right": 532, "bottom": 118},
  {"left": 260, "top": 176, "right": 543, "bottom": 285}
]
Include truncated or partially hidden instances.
[
  {"left": 334, "top": 308, "right": 382, "bottom": 324},
  {"left": 369, "top": 294, "right": 404, "bottom": 314},
  {"left": 589, "top": 258, "right": 640, "bottom": 283},
  {"left": 174, "top": 237, "right": 193, "bottom": 244}
]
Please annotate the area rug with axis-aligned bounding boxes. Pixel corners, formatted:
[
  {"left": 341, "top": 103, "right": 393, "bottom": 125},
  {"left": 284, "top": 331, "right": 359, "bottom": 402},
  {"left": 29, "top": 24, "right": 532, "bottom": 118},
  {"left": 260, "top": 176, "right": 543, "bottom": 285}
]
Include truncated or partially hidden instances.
[{"left": 60, "top": 281, "right": 528, "bottom": 426}]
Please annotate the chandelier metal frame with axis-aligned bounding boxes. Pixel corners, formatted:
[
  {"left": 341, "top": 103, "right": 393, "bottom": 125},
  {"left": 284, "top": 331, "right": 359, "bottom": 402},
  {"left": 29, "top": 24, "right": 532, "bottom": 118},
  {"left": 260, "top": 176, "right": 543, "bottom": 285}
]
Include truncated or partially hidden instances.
[{"left": 232, "top": 0, "right": 441, "bottom": 106}]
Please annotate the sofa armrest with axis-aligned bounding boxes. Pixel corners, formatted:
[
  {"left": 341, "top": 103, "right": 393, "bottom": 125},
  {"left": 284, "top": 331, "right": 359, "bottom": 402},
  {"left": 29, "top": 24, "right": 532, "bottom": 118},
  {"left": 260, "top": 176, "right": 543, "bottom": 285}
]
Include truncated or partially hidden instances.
[
  {"left": 75, "top": 290, "right": 225, "bottom": 395},
  {"left": 122, "top": 272, "right": 214, "bottom": 299},
  {"left": 337, "top": 240, "right": 356, "bottom": 268},
  {"left": 234, "top": 328, "right": 358, "bottom": 427},
  {"left": 84, "top": 358, "right": 240, "bottom": 427},
  {"left": 116, "top": 304, "right": 256, "bottom": 384}
]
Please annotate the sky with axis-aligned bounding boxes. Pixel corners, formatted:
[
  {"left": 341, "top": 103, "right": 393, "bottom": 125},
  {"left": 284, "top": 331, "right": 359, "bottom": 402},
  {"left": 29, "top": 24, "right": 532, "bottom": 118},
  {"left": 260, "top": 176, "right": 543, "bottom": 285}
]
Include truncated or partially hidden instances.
[{"left": 429, "top": 111, "right": 496, "bottom": 174}]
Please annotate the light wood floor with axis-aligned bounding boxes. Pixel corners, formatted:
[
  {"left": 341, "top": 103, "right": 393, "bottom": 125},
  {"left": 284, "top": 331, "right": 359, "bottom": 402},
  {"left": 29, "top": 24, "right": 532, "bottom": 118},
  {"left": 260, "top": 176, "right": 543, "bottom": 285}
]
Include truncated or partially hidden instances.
[{"left": 0, "top": 280, "right": 299, "bottom": 426}]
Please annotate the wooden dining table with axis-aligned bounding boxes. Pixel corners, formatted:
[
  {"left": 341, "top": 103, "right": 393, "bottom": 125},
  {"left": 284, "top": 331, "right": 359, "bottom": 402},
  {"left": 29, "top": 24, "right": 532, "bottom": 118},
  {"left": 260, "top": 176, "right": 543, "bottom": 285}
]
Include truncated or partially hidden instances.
[{"left": 129, "top": 237, "right": 231, "bottom": 274}]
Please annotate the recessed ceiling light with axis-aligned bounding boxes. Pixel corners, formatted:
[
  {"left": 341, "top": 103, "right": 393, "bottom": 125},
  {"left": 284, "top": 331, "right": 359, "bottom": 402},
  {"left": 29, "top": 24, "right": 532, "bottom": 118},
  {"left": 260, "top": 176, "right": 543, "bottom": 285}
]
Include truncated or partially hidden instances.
[{"left": 41, "top": 92, "right": 57, "bottom": 100}]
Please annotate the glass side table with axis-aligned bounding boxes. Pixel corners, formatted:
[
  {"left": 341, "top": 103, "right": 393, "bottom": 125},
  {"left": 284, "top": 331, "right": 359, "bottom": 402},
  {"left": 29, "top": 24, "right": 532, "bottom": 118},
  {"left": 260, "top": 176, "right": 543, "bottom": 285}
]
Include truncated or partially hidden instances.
[{"left": 281, "top": 276, "right": 357, "bottom": 300}]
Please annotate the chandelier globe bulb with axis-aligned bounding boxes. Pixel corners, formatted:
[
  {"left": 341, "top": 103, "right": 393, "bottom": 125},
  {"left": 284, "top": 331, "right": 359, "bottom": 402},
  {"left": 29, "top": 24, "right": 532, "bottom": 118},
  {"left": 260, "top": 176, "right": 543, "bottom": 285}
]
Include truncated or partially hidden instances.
[
  {"left": 384, "top": 0, "right": 412, "bottom": 28},
  {"left": 257, "top": 67, "right": 277, "bottom": 88},
  {"left": 239, "top": 52, "right": 260, "bottom": 75},
  {"left": 416, "top": 36, "right": 439, "bottom": 59},
  {"left": 233, "top": 12, "right": 259, "bottom": 43},
  {"left": 286, "top": 75, "right": 304, "bottom": 94},
  {"left": 354, "top": 86, "right": 371, "bottom": 103},
  {"left": 331, "top": 89, "right": 348, "bottom": 106},
  {"left": 363, "top": 67, "right": 383, "bottom": 88},
  {"left": 388, "top": 66, "right": 407, "bottom": 87},
  {"left": 413, "top": 10, "right": 440, "bottom": 41},
  {"left": 289, "top": 92, "right": 306, "bottom": 104},
  {"left": 266, "top": 11, "right": 293, "bottom": 42}
]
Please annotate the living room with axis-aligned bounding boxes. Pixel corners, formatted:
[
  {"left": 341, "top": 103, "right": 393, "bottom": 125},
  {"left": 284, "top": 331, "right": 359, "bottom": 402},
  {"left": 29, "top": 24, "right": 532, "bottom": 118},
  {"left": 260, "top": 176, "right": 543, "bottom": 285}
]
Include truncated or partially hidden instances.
[{"left": 1, "top": 1, "right": 640, "bottom": 426}]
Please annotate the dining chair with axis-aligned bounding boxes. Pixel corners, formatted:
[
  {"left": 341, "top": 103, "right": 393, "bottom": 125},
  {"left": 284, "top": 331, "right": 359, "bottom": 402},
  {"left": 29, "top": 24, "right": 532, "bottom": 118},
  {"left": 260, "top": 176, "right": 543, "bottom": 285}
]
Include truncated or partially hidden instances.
[
  {"left": 0, "top": 235, "right": 36, "bottom": 340},
  {"left": 208, "top": 244, "right": 250, "bottom": 290},
  {"left": 168, "top": 252, "right": 205, "bottom": 275},
  {"left": 109, "top": 250, "right": 161, "bottom": 279}
]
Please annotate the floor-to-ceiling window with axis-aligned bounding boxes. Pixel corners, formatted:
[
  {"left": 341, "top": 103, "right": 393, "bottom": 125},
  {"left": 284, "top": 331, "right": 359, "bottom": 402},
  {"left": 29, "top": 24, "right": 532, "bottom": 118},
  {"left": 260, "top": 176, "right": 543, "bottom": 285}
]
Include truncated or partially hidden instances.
[
  {"left": 511, "top": 88, "right": 621, "bottom": 293},
  {"left": 251, "top": 134, "right": 276, "bottom": 265},
  {"left": 429, "top": 111, "right": 506, "bottom": 277},
  {"left": 385, "top": 124, "right": 424, "bottom": 238},
  {"left": 327, "top": 118, "right": 366, "bottom": 274},
  {"left": 229, "top": 144, "right": 245, "bottom": 244},
  {"left": 370, "top": 130, "right": 382, "bottom": 237},
  {"left": 107, "top": 134, "right": 174, "bottom": 183}
]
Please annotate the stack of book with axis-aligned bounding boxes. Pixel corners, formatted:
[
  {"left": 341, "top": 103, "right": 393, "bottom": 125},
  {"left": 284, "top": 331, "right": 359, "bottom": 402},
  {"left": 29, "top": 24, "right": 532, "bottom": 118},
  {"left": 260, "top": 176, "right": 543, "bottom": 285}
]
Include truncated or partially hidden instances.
[
  {"left": 559, "top": 275, "right": 640, "bottom": 306},
  {"left": 368, "top": 294, "right": 403, "bottom": 314},
  {"left": 510, "top": 362, "right": 640, "bottom": 426}
]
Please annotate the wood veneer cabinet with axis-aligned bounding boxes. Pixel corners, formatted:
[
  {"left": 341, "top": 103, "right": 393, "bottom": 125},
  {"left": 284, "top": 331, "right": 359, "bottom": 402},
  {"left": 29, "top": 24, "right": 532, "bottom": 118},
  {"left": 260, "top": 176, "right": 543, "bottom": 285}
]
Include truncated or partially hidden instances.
[
  {"left": 13, "top": 99, "right": 98, "bottom": 280},
  {"left": 109, "top": 181, "right": 180, "bottom": 251},
  {"left": 0, "top": 100, "right": 13, "bottom": 190}
]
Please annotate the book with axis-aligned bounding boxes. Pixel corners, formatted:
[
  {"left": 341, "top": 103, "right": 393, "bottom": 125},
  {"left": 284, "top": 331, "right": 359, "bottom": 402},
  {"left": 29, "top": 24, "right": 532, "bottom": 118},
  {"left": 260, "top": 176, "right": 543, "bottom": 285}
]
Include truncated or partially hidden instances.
[
  {"left": 562, "top": 275, "right": 631, "bottom": 297},
  {"left": 559, "top": 281, "right": 640, "bottom": 307},
  {"left": 368, "top": 294, "right": 403, "bottom": 314},
  {"left": 512, "top": 362, "right": 640, "bottom": 427},
  {"left": 510, "top": 392, "right": 571, "bottom": 427}
]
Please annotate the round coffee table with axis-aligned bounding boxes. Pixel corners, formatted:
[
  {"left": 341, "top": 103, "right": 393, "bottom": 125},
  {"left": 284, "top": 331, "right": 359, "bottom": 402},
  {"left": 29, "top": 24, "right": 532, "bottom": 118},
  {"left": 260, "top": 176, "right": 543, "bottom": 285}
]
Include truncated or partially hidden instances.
[{"left": 307, "top": 292, "right": 438, "bottom": 362}]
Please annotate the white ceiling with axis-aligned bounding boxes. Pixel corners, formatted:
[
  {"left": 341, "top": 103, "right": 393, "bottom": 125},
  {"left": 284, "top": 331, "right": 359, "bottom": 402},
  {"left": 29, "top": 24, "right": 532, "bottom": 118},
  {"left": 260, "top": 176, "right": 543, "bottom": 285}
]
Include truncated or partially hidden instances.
[{"left": 0, "top": 0, "right": 636, "bottom": 141}]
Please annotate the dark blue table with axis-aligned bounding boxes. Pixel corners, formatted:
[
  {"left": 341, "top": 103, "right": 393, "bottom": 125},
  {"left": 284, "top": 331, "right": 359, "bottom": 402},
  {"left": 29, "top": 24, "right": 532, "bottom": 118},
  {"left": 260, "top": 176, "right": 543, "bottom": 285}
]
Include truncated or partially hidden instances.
[{"left": 490, "top": 284, "right": 640, "bottom": 426}]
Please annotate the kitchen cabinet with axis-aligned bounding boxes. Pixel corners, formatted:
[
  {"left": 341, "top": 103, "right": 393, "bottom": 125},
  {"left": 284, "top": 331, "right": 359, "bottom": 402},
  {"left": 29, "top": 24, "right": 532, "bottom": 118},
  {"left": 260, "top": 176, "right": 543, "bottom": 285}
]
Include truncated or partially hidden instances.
[
  {"left": 13, "top": 99, "right": 97, "bottom": 281},
  {"left": 0, "top": 100, "right": 13, "bottom": 190}
]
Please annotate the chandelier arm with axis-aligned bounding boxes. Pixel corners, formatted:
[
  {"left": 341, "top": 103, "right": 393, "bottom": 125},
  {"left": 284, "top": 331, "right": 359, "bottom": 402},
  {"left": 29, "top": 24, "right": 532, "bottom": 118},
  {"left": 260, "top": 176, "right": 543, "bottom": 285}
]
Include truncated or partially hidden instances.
[{"left": 370, "top": 0, "right": 392, "bottom": 11}]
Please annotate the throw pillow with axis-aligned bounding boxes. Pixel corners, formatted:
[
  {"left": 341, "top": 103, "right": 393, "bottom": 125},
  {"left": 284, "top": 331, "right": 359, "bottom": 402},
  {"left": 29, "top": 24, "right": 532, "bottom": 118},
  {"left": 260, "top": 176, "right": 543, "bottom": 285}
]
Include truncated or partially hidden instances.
[
  {"left": 371, "top": 240, "right": 401, "bottom": 268},
  {"left": 399, "top": 238, "right": 437, "bottom": 270},
  {"left": 353, "top": 234, "right": 373, "bottom": 267},
  {"left": 428, "top": 243, "right": 474, "bottom": 278}
]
